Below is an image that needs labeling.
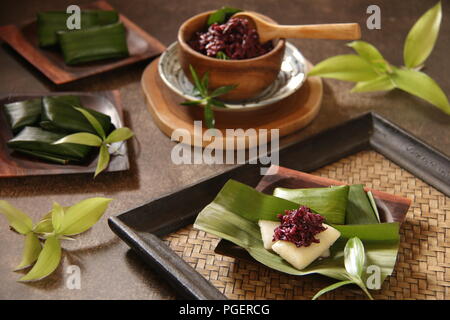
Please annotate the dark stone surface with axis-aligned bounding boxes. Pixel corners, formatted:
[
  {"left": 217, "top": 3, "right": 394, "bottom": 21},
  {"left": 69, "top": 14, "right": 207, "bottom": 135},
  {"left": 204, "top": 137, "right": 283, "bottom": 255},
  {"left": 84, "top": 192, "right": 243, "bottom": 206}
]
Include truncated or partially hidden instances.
[{"left": 0, "top": 0, "right": 448, "bottom": 299}]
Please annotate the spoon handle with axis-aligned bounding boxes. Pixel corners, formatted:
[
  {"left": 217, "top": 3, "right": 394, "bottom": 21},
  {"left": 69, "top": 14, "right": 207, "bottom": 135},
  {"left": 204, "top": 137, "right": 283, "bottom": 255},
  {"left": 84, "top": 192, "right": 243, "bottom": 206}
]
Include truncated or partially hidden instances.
[{"left": 270, "top": 23, "right": 361, "bottom": 40}]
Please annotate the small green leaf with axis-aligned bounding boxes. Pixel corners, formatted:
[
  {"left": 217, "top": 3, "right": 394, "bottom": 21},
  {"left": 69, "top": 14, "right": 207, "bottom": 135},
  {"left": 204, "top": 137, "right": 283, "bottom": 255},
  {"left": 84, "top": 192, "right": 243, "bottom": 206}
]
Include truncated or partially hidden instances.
[
  {"left": 209, "top": 98, "right": 227, "bottom": 108},
  {"left": 33, "top": 218, "right": 53, "bottom": 234},
  {"left": 181, "top": 100, "right": 203, "bottom": 106},
  {"left": 104, "top": 127, "right": 134, "bottom": 144},
  {"left": 391, "top": 68, "right": 450, "bottom": 115},
  {"left": 351, "top": 75, "right": 395, "bottom": 93},
  {"left": 58, "top": 197, "right": 112, "bottom": 236},
  {"left": 189, "top": 65, "right": 206, "bottom": 97},
  {"left": 347, "top": 41, "right": 390, "bottom": 73},
  {"left": 19, "top": 236, "right": 61, "bottom": 282},
  {"left": 51, "top": 202, "right": 64, "bottom": 234},
  {"left": 312, "top": 280, "right": 354, "bottom": 300},
  {"left": 404, "top": 1, "right": 442, "bottom": 68},
  {"left": 348, "top": 41, "right": 384, "bottom": 63},
  {"left": 203, "top": 103, "right": 215, "bottom": 129},
  {"left": 201, "top": 72, "right": 210, "bottom": 93},
  {"left": 210, "top": 85, "right": 238, "bottom": 98},
  {"left": 14, "top": 232, "right": 42, "bottom": 271},
  {"left": 53, "top": 132, "right": 103, "bottom": 147},
  {"left": 94, "top": 144, "right": 110, "bottom": 177},
  {"left": 216, "top": 51, "right": 230, "bottom": 60},
  {"left": 0, "top": 201, "right": 33, "bottom": 235},
  {"left": 59, "top": 236, "right": 76, "bottom": 241},
  {"left": 207, "top": 7, "right": 241, "bottom": 26},
  {"left": 353, "top": 277, "right": 374, "bottom": 300},
  {"left": 33, "top": 208, "right": 67, "bottom": 234},
  {"left": 74, "top": 107, "right": 106, "bottom": 139},
  {"left": 344, "top": 237, "right": 365, "bottom": 277},
  {"left": 308, "top": 55, "right": 379, "bottom": 82}
]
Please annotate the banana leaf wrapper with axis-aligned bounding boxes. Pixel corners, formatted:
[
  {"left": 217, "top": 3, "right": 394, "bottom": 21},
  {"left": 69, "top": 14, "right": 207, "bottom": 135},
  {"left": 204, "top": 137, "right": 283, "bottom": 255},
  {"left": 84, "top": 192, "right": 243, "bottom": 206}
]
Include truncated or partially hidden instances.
[
  {"left": 274, "top": 184, "right": 379, "bottom": 225},
  {"left": 11, "top": 148, "right": 70, "bottom": 165},
  {"left": 37, "top": 10, "right": 119, "bottom": 47},
  {"left": 272, "top": 185, "right": 349, "bottom": 225},
  {"left": 194, "top": 180, "right": 400, "bottom": 284},
  {"left": 40, "top": 95, "right": 113, "bottom": 135},
  {"left": 7, "top": 126, "right": 93, "bottom": 163},
  {"left": 57, "top": 22, "right": 129, "bottom": 65},
  {"left": 3, "top": 98, "right": 42, "bottom": 133}
]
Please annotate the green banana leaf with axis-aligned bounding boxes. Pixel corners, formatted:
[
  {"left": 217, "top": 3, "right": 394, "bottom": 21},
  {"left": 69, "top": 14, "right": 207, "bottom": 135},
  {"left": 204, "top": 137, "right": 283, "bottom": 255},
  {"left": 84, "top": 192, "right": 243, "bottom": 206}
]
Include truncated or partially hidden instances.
[
  {"left": 10, "top": 148, "right": 69, "bottom": 164},
  {"left": 37, "top": 10, "right": 119, "bottom": 47},
  {"left": 57, "top": 22, "right": 129, "bottom": 65},
  {"left": 7, "top": 126, "right": 93, "bottom": 163},
  {"left": 194, "top": 180, "right": 400, "bottom": 284},
  {"left": 272, "top": 185, "right": 349, "bottom": 225},
  {"left": 41, "top": 95, "right": 113, "bottom": 135},
  {"left": 3, "top": 98, "right": 42, "bottom": 133},
  {"left": 275, "top": 184, "right": 379, "bottom": 225}
]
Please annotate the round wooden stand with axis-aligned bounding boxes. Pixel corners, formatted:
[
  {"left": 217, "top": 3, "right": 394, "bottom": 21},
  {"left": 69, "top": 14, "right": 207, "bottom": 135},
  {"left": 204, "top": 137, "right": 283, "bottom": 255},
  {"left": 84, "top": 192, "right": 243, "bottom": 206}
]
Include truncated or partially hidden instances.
[{"left": 141, "top": 57, "right": 323, "bottom": 149}]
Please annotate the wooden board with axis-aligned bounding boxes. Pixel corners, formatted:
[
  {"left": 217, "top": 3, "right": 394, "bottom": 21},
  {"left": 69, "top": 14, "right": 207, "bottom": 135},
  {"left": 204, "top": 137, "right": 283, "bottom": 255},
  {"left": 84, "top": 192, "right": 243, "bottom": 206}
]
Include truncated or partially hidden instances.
[
  {"left": 0, "top": 0, "right": 165, "bottom": 84},
  {"left": 141, "top": 57, "right": 323, "bottom": 150},
  {"left": 0, "top": 91, "right": 129, "bottom": 178}
]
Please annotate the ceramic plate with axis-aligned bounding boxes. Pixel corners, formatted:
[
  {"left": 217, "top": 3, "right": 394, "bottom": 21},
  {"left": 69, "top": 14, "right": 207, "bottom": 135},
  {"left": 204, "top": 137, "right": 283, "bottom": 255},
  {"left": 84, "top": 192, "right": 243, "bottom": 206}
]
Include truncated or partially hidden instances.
[{"left": 158, "top": 41, "right": 307, "bottom": 111}]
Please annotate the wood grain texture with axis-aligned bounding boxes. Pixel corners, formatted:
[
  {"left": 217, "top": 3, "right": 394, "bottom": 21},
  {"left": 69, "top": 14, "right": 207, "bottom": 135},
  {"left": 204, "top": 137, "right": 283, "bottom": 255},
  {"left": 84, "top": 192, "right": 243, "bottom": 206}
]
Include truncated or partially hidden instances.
[
  {"left": 233, "top": 12, "right": 361, "bottom": 43},
  {"left": 177, "top": 11, "right": 286, "bottom": 101},
  {"left": 141, "top": 57, "right": 323, "bottom": 149},
  {"left": 0, "top": 90, "right": 129, "bottom": 177},
  {"left": 0, "top": 0, "right": 165, "bottom": 84}
]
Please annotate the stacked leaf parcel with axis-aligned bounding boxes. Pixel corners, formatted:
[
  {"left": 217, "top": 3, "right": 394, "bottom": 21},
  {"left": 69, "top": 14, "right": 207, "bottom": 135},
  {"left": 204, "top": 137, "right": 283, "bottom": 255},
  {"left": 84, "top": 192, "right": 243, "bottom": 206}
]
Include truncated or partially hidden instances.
[
  {"left": 194, "top": 180, "right": 402, "bottom": 297},
  {"left": 3, "top": 95, "right": 114, "bottom": 164},
  {"left": 38, "top": 10, "right": 128, "bottom": 64}
]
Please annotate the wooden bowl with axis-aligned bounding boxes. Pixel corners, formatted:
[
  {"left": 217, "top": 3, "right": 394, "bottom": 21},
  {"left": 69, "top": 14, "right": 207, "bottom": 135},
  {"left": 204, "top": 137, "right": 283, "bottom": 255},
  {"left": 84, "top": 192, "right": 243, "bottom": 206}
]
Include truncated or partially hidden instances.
[{"left": 177, "top": 11, "right": 286, "bottom": 102}]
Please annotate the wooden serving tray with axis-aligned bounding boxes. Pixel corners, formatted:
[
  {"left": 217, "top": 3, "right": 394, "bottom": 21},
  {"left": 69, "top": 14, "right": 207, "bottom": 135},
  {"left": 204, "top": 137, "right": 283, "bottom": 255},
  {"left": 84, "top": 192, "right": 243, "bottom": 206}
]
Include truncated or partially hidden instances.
[
  {"left": 0, "top": 91, "right": 129, "bottom": 178},
  {"left": 0, "top": 0, "right": 165, "bottom": 84},
  {"left": 109, "top": 113, "right": 450, "bottom": 300},
  {"left": 141, "top": 57, "right": 323, "bottom": 150}
]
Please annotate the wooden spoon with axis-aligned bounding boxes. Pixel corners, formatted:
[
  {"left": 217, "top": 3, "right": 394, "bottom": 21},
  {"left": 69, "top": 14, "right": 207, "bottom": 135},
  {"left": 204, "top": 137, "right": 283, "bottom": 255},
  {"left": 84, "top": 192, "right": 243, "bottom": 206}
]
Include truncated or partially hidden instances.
[{"left": 232, "top": 12, "right": 361, "bottom": 42}]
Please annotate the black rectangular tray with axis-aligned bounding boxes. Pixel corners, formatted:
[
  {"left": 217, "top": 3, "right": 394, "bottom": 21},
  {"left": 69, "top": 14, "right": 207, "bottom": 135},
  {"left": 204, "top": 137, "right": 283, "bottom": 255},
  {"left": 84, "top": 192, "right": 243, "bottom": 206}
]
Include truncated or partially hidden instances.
[{"left": 108, "top": 112, "right": 450, "bottom": 300}]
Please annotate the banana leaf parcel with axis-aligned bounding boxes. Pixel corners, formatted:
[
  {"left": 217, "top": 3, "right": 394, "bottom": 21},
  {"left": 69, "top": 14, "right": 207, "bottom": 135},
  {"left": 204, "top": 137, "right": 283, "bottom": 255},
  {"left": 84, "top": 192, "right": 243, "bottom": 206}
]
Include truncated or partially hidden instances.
[
  {"left": 37, "top": 10, "right": 119, "bottom": 47},
  {"left": 57, "top": 22, "right": 129, "bottom": 65},
  {"left": 194, "top": 180, "right": 400, "bottom": 285},
  {"left": 7, "top": 126, "right": 93, "bottom": 164},
  {"left": 40, "top": 95, "right": 113, "bottom": 135},
  {"left": 274, "top": 184, "right": 379, "bottom": 225},
  {"left": 3, "top": 98, "right": 42, "bottom": 133}
]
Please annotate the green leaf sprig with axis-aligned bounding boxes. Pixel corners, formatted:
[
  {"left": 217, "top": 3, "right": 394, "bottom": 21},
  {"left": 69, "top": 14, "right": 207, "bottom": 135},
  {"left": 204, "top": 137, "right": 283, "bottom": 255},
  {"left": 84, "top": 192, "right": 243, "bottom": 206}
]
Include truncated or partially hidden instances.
[
  {"left": 53, "top": 107, "right": 134, "bottom": 177},
  {"left": 0, "top": 198, "right": 112, "bottom": 281},
  {"left": 182, "top": 65, "right": 237, "bottom": 128},
  {"left": 313, "top": 237, "right": 374, "bottom": 300},
  {"left": 216, "top": 51, "right": 230, "bottom": 60},
  {"left": 207, "top": 7, "right": 242, "bottom": 26},
  {"left": 308, "top": 2, "right": 450, "bottom": 115}
]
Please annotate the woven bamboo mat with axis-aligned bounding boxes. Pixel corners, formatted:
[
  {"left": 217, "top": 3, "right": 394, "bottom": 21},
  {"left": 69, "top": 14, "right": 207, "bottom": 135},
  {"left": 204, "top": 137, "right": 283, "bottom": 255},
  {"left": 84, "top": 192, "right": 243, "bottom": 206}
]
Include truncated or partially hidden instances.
[{"left": 162, "top": 151, "right": 450, "bottom": 300}]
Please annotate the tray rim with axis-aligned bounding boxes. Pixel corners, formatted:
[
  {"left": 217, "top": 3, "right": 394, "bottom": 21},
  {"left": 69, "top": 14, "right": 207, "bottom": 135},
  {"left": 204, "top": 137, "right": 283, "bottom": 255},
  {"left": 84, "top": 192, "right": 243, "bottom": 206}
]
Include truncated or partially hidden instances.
[
  {"left": 0, "top": 90, "right": 130, "bottom": 178},
  {"left": 108, "top": 112, "right": 450, "bottom": 300}
]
